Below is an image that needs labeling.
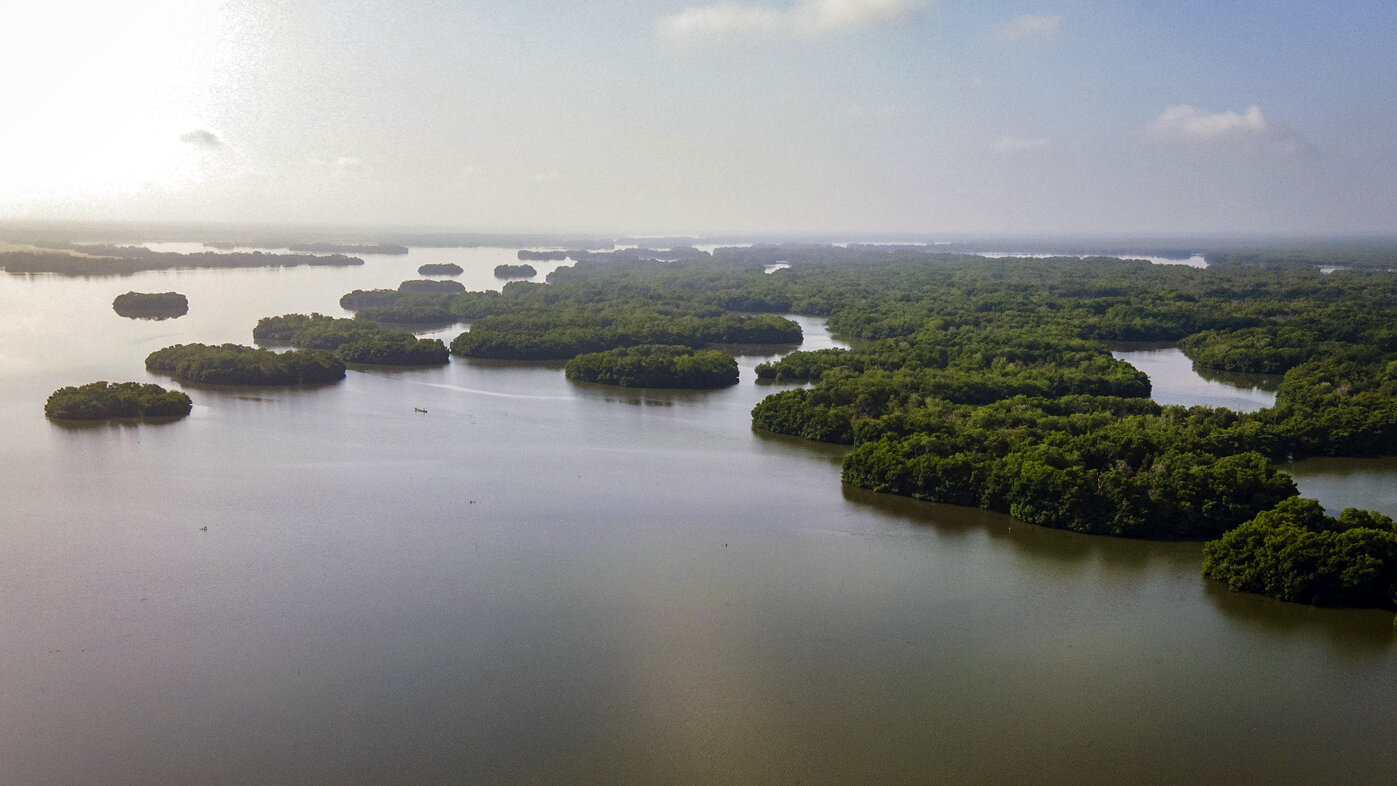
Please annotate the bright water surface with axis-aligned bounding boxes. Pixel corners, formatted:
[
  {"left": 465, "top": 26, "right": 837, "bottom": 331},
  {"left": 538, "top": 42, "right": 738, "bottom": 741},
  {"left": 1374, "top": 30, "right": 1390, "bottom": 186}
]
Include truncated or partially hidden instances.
[{"left": 1, "top": 249, "right": 1394, "bottom": 785}]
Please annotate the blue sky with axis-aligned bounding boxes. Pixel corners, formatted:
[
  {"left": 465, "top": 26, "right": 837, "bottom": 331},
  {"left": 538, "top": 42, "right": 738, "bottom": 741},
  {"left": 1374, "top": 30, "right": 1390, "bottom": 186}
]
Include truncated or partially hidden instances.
[{"left": 1, "top": 0, "right": 1393, "bottom": 236}]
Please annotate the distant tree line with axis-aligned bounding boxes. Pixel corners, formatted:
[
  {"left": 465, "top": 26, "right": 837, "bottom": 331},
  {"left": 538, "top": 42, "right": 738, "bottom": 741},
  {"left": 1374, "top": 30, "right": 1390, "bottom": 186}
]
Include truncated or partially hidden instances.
[{"left": 0, "top": 247, "right": 363, "bottom": 276}]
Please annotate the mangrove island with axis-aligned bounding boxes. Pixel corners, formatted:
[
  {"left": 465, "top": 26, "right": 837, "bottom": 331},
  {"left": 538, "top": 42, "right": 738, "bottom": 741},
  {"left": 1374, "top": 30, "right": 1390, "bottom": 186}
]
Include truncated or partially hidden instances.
[
  {"left": 112, "top": 291, "right": 189, "bottom": 320},
  {"left": 146, "top": 343, "right": 346, "bottom": 385},
  {"left": 45, "top": 381, "right": 192, "bottom": 420},
  {"left": 565, "top": 345, "right": 739, "bottom": 389}
]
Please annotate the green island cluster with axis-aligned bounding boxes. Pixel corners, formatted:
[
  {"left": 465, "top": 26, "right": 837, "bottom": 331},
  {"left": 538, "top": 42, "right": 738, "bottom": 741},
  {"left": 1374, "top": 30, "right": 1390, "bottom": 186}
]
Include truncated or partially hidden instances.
[
  {"left": 45, "top": 381, "right": 193, "bottom": 420},
  {"left": 565, "top": 345, "right": 739, "bottom": 389},
  {"left": 339, "top": 273, "right": 803, "bottom": 360},
  {"left": 424, "top": 247, "right": 1396, "bottom": 609},
  {"left": 253, "top": 313, "right": 448, "bottom": 365},
  {"left": 112, "top": 291, "right": 188, "bottom": 319}
]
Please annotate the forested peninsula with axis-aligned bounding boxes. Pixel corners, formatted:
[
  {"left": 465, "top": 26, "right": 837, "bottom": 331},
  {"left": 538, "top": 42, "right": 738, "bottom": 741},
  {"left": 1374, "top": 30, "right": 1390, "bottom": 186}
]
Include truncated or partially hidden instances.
[
  {"left": 45, "top": 381, "right": 192, "bottom": 420},
  {"left": 112, "top": 291, "right": 188, "bottom": 319},
  {"left": 146, "top": 344, "right": 346, "bottom": 385},
  {"left": 433, "top": 246, "right": 1397, "bottom": 609}
]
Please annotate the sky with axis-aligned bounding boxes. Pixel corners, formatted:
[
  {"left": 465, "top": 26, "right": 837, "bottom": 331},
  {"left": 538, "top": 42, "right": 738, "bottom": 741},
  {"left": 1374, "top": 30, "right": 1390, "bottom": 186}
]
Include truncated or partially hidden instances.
[{"left": 2, "top": 0, "right": 1394, "bottom": 237}]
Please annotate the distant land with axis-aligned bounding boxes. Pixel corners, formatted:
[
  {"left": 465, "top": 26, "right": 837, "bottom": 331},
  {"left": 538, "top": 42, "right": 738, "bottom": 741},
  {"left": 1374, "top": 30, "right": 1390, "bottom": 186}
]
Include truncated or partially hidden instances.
[
  {"left": 0, "top": 243, "right": 363, "bottom": 276},
  {"left": 2, "top": 219, "right": 1395, "bottom": 266}
]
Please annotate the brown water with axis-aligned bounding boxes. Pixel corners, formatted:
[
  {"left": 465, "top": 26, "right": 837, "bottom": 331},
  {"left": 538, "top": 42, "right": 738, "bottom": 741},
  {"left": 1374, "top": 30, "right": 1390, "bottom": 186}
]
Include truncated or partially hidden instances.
[{"left": 1, "top": 251, "right": 1393, "bottom": 785}]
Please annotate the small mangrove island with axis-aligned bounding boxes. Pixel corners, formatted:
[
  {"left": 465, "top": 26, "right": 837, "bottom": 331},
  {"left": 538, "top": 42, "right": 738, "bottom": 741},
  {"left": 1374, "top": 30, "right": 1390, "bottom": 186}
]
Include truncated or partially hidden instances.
[
  {"left": 493, "top": 263, "right": 537, "bottom": 278},
  {"left": 146, "top": 343, "right": 346, "bottom": 385},
  {"left": 565, "top": 345, "right": 739, "bottom": 389},
  {"left": 45, "top": 381, "right": 192, "bottom": 420},
  {"left": 417, "top": 263, "right": 463, "bottom": 276},
  {"left": 112, "top": 291, "right": 189, "bottom": 320}
]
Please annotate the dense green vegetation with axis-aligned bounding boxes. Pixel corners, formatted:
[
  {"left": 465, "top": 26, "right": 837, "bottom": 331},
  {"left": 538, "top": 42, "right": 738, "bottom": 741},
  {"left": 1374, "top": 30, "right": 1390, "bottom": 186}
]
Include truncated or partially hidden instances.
[
  {"left": 112, "top": 291, "right": 188, "bottom": 319},
  {"left": 565, "top": 345, "right": 739, "bottom": 389},
  {"left": 336, "top": 332, "right": 448, "bottom": 365},
  {"left": 451, "top": 308, "right": 800, "bottom": 360},
  {"left": 1207, "top": 246, "right": 1397, "bottom": 271},
  {"left": 337, "top": 267, "right": 804, "bottom": 356},
  {"left": 398, "top": 279, "right": 465, "bottom": 295},
  {"left": 1203, "top": 498, "right": 1397, "bottom": 609},
  {"left": 253, "top": 313, "right": 448, "bottom": 365},
  {"left": 417, "top": 262, "right": 463, "bottom": 275},
  {"left": 494, "top": 263, "right": 537, "bottom": 278},
  {"left": 45, "top": 381, "right": 192, "bottom": 420},
  {"left": 254, "top": 313, "right": 380, "bottom": 348},
  {"left": 146, "top": 344, "right": 346, "bottom": 385},
  {"left": 713, "top": 252, "right": 1396, "bottom": 549},
  {"left": 339, "top": 279, "right": 466, "bottom": 324}
]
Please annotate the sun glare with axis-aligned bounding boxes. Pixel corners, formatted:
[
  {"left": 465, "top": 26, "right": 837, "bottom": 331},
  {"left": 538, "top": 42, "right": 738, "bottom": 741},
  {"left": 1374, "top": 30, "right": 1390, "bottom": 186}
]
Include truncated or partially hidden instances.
[{"left": 0, "top": 1, "right": 249, "bottom": 209}]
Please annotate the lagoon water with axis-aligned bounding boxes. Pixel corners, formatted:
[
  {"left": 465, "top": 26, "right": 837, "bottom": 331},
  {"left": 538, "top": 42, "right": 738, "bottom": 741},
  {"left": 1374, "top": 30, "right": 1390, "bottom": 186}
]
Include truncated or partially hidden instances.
[{"left": 1, "top": 248, "right": 1394, "bottom": 784}]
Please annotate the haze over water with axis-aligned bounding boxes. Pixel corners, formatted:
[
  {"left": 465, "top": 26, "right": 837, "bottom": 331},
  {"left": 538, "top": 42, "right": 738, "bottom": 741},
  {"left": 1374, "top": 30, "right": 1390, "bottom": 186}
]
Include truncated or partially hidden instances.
[{"left": 0, "top": 247, "right": 1393, "bottom": 784}]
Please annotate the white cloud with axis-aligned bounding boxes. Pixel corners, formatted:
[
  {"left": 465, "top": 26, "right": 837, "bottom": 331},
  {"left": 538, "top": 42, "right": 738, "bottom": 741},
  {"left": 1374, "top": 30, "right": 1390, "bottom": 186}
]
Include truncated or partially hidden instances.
[
  {"left": 178, "top": 128, "right": 227, "bottom": 149},
  {"left": 996, "top": 14, "right": 1061, "bottom": 42},
  {"left": 659, "top": 0, "right": 921, "bottom": 43},
  {"left": 1149, "top": 104, "right": 1306, "bottom": 153},
  {"left": 993, "top": 136, "right": 1050, "bottom": 152}
]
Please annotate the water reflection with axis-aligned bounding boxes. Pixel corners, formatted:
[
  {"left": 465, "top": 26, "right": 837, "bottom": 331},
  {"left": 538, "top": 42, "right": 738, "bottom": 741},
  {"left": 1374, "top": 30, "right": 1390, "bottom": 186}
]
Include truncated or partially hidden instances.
[
  {"left": 1110, "top": 343, "right": 1279, "bottom": 411},
  {"left": 1201, "top": 580, "right": 1396, "bottom": 659},
  {"left": 47, "top": 415, "right": 187, "bottom": 431},
  {"left": 841, "top": 484, "right": 1189, "bottom": 575}
]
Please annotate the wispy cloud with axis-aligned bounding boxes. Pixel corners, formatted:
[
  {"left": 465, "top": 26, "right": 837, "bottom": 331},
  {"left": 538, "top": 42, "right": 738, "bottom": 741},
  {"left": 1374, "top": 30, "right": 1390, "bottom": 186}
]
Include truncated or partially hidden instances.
[
  {"left": 993, "top": 136, "right": 1050, "bottom": 152},
  {"left": 179, "top": 129, "right": 227, "bottom": 149},
  {"left": 333, "top": 156, "right": 366, "bottom": 175},
  {"left": 996, "top": 14, "right": 1061, "bottom": 42},
  {"left": 1149, "top": 105, "right": 1307, "bottom": 153},
  {"left": 659, "top": 0, "right": 922, "bottom": 43}
]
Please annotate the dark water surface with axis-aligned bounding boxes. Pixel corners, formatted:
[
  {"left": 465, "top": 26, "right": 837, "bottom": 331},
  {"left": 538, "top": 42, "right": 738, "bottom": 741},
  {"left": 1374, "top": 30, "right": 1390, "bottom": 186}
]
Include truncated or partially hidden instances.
[{"left": 2, "top": 251, "right": 1394, "bottom": 785}]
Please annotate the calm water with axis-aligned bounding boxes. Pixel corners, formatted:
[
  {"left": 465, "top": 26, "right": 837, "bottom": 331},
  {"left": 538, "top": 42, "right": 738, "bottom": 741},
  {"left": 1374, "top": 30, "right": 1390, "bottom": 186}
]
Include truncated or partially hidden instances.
[
  {"left": 1, "top": 250, "right": 1394, "bottom": 785},
  {"left": 1111, "top": 343, "right": 1279, "bottom": 413}
]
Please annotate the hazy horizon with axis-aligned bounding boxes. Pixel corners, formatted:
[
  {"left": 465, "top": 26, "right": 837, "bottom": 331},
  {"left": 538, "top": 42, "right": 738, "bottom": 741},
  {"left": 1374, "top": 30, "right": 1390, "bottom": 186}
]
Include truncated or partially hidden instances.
[{"left": 3, "top": 1, "right": 1394, "bottom": 237}]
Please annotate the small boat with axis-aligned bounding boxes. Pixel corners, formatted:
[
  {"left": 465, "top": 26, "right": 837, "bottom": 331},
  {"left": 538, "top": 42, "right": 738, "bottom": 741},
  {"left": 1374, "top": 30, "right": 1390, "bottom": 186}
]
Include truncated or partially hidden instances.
[{"left": 413, "top": 407, "right": 428, "bottom": 413}]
